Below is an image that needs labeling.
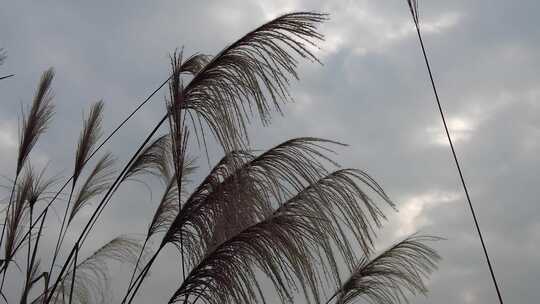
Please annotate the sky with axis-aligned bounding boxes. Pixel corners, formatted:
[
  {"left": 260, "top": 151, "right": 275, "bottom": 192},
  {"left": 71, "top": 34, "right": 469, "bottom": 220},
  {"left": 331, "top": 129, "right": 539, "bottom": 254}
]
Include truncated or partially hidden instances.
[{"left": 1, "top": 0, "right": 539, "bottom": 303}]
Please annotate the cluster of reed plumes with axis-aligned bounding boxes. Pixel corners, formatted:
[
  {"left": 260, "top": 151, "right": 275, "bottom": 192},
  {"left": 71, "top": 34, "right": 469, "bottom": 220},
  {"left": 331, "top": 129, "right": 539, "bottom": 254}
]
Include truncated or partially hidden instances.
[{"left": 0, "top": 12, "right": 440, "bottom": 304}]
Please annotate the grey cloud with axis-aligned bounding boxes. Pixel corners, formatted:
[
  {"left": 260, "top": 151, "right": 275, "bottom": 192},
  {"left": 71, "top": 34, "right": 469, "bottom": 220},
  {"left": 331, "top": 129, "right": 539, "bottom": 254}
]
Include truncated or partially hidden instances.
[{"left": 1, "top": 0, "right": 539, "bottom": 303}]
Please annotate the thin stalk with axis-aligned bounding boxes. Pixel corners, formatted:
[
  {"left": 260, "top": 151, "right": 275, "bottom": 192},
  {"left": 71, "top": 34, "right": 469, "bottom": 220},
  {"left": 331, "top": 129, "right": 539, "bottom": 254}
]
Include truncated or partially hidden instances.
[
  {"left": 44, "top": 242, "right": 76, "bottom": 304},
  {"left": 0, "top": 75, "right": 171, "bottom": 301},
  {"left": 0, "top": 174, "right": 19, "bottom": 253},
  {"left": 45, "top": 115, "right": 168, "bottom": 304},
  {"left": 0, "top": 174, "right": 19, "bottom": 296},
  {"left": 33, "top": 210, "right": 48, "bottom": 303},
  {"left": 0, "top": 180, "right": 73, "bottom": 283},
  {"left": 20, "top": 207, "right": 34, "bottom": 304},
  {"left": 27, "top": 272, "right": 49, "bottom": 303},
  {"left": 0, "top": 183, "right": 66, "bottom": 278},
  {"left": 0, "top": 259, "right": 8, "bottom": 298},
  {"left": 67, "top": 243, "right": 78, "bottom": 304},
  {"left": 180, "top": 236, "right": 185, "bottom": 281},
  {"left": 0, "top": 75, "right": 171, "bottom": 276},
  {"left": 324, "top": 292, "right": 338, "bottom": 304},
  {"left": 166, "top": 75, "right": 188, "bottom": 284},
  {"left": 26, "top": 207, "right": 33, "bottom": 279},
  {"left": 126, "top": 237, "right": 149, "bottom": 291},
  {"left": 188, "top": 286, "right": 208, "bottom": 304},
  {"left": 0, "top": 74, "right": 15, "bottom": 80},
  {"left": 25, "top": 209, "right": 47, "bottom": 303},
  {"left": 78, "top": 176, "right": 121, "bottom": 247},
  {"left": 30, "top": 272, "right": 47, "bottom": 288},
  {"left": 123, "top": 245, "right": 164, "bottom": 304},
  {"left": 48, "top": 185, "right": 76, "bottom": 278},
  {"left": 405, "top": 1, "right": 504, "bottom": 303}
]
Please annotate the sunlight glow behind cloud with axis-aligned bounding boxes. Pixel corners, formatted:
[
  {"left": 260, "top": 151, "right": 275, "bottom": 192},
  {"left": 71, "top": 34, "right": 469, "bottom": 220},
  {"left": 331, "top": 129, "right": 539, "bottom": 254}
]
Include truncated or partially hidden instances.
[
  {"left": 395, "top": 191, "right": 460, "bottom": 237},
  {"left": 427, "top": 116, "right": 475, "bottom": 146}
]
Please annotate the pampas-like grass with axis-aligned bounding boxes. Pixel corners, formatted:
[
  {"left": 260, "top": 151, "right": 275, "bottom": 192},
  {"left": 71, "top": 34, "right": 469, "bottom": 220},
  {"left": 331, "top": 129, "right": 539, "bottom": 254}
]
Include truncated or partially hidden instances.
[
  {"left": 160, "top": 138, "right": 341, "bottom": 268},
  {"left": 40, "top": 236, "right": 145, "bottom": 304},
  {"left": 167, "top": 166, "right": 396, "bottom": 304},
  {"left": 181, "top": 12, "right": 328, "bottom": 152},
  {"left": 50, "top": 101, "right": 108, "bottom": 286},
  {"left": 4, "top": 164, "right": 54, "bottom": 259},
  {"left": 334, "top": 235, "right": 440, "bottom": 304},
  {"left": 122, "top": 135, "right": 172, "bottom": 184},
  {"left": 147, "top": 161, "right": 196, "bottom": 239},
  {"left": 407, "top": 0, "right": 420, "bottom": 24},
  {"left": 26, "top": 165, "right": 57, "bottom": 210},
  {"left": 16, "top": 68, "right": 55, "bottom": 174},
  {"left": 179, "top": 54, "right": 212, "bottom": 76},
  {"left": 1, "top": 67, "right": 55, "bottom": 275},
  {"left": 69, "top": 153, "right": 116, "bottom": 224},
  {"left": 73, "top": 101, "right": 105, "bottom": 184},
  {"left": 5, "top": 167, "right": 33, "bottom": 258},
  {"left": 1, "top": 11, "right": 441, "bottom": 304},
  {"left": 147, "top": 177, "right": 179, "bottom": 239}
]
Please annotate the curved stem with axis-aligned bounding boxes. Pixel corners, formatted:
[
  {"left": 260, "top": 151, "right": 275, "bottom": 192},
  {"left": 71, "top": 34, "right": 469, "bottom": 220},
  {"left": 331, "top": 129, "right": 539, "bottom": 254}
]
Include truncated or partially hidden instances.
[
  {"left": 25, "top": 209, "right": 47, "bottom": 304},
  {"left": 67, "top": 243, "right": 78, "bottom": 304},
  {"left": 127, "top": 237, "right": 149, "bottom": 291},
  {"left": 0, "top": 262, "right": 8, "bottom": 299},
  {"left": 48, "top": 185, "right": 75, "bottom": 279},
  {"left": 123, "top": 245, "right": 164, "bottom": 304},
  {"left": 0, "top": 173, "right": 19, "bottom": 299},
  {"left": 324, "top": 292, "right": 338, "bottom": 304},
  {"left": 20, "top": 207, "right": 34, "bottom": 304},
  {"left": 27, "top": 207, "right": 33, "bottom": 278},
  {"left": 0, "top": 75, "right": 171, "bottom": 281},
  {"left": 0, "top": 173, "right": 19, "bottom": 253},
  {"left": 45, "top": 115, "right": 168, "bottom": 304}
]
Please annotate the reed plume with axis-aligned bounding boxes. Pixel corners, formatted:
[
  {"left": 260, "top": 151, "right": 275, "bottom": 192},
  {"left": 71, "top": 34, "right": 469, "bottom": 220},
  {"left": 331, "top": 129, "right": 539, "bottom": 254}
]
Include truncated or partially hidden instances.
[
  {"left": 17, "top": 68, "right": 55, "bottom": 174},
  {"left": 73, "top": 100, "right": 105, "bottom": 184},
  {"left": 161, "top": 138, "right": 340, "bottom": 267},
  {"left": 168, "top": 162, "right": 395, "bottom": 304},
  {"left": 5, "top": 167, "right": 32, "bottom": 258},
  {"left": 1, "top": 11, "right": 441, "bottom": 304},
  {"left": 50, "top": 100, "right": 108, "bottom": 286},
  {"left": 69, "top": 153, "right": 116, "bottom": 224},
  {"left": 122, "top": 135, "right": 172, "bottom": 184},
  {"left": 4, "top": 164, "right": 54, "bottom": 259},
  {"left": 333, "top": 235, "right": 440, "bottom": 304},
  {"left": 178, "top": 53, "right": 212, "bottom": 76},
  {"left": 0, "top": 67, "right": 55, "bottom": 260},
  {"left": 180, "top": 12, "right": 328, "bottom": 151},
  {"left": 42, "top": 236, "right": 144, "bottom": 304}
]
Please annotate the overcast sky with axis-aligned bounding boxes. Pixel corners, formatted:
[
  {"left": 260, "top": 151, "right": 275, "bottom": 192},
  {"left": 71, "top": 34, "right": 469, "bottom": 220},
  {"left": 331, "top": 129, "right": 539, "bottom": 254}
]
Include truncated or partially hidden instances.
[{"left": 1, "top": 0, "right": 539, "bottom": 303}]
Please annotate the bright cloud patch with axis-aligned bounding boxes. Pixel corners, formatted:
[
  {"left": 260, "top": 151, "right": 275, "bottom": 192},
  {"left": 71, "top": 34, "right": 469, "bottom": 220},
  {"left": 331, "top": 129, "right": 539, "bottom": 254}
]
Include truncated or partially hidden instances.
[
  {"left": 427, "top": 116, "right": 475, "bottom": 146},
  {"left": 320, "top": 6, "right": 462, "bottom": 57},
  {"left": 395, "top": 190, "right": 460, "bottom": 237},
  {"left": 0, "top": 122, "right": 17, "bottom": 151},
  {"left": 420, "top": 12, "right": 462, "bottom": 34}
]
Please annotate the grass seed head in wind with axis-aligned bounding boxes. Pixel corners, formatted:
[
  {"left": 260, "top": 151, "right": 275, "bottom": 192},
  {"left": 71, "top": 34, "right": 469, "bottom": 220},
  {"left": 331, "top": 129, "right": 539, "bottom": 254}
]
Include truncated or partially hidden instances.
[
  {"left": 17, "top": 68, "right": 55, "bottom": 175},
  {"left": 68, "top": 153, "right": 116, "bottom": 224},
  {"left": 73, "top": 101, "right": 105, "bottom": 185},
  {"left": 181, "top": 12, "right": 328, "bottom": 152},
  {"left": 0, "top": 11, "right": 440, "bottom": 304}
]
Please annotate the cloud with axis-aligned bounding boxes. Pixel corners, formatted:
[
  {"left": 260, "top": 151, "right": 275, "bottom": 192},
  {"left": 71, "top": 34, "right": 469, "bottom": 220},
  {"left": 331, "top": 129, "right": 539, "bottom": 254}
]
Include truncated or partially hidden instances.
[
  {"left": 395, "top": 190, "right": 460, "bottom": 237},
  {"left": 425, "top": 116, "right": 475, "bottom": 146},
  {"left": 0, "top": 121, "right": 17, "bottom": 150},
  {"left": 1, "top": 0, "right": 539, "bottom": 303}
]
